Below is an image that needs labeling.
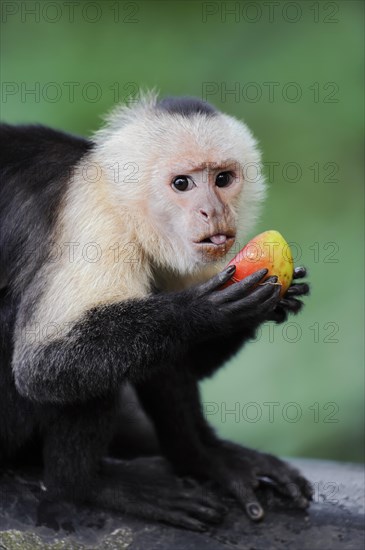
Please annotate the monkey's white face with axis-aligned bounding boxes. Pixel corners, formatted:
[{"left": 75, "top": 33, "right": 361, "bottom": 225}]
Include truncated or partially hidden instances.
[{"left": 147, "top": 160, "right": 242, "bottom": 269}]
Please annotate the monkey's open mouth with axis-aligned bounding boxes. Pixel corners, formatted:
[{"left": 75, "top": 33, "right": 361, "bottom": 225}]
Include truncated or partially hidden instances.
[{"left": 197, "top": 234, "right": 236, "bottom": 246}]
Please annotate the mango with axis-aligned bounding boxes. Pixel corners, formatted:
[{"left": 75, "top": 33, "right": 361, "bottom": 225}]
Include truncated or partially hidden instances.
[{"left": 223, "top": 230, "right": 294, "bottom": 296}]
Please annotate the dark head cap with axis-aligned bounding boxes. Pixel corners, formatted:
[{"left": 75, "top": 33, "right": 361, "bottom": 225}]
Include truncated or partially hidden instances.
[{"left": 156, "top": 96, "right": 217, "bottom": 117}]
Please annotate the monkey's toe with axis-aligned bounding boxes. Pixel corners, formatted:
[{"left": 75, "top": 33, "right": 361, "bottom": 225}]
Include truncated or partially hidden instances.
[{"left": 201, "top": 442, "right": 313, "bottom": 519}]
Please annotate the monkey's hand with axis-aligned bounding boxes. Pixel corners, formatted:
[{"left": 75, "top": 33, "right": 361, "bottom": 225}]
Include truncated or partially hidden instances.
[
  {"left": 266, "top": 266, "right": 310, "bottom": 324},
  {"left": 177, "top": 267, "right": 282, "bottom": 379},
  {"left": 189, "top": 266, "right": 281, "bottom": 336}
]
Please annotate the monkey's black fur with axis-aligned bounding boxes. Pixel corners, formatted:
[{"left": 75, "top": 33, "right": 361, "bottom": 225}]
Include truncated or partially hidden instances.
[
  {"left": 0, "top": 124, "right": 92, "bottom": 290},
  {"left": 0, "top": 120, "right": 312, "bottom": 532}
]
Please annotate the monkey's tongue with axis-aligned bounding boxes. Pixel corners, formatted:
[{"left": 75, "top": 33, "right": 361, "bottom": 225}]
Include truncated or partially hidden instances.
[{"left": 210, "top": 234, "right": 227, "bottom": 245}]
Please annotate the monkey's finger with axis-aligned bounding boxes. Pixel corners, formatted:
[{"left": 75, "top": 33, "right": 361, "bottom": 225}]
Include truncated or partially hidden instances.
[
  {"left": 196, "top": 265, "right": 237, "bottom": 295},
  {"left": 179, "top": 479, "right": 228, "bottom": 514},
  {"left": 180, "top": 502, "right": 224, "bottom": 525},
  {"left": 230, "top": 279, "right": 280, "bottom": 310},
  {"left": 227, "top": 481, "right": 264, "bottom": 521},
  {"left": 279, "top": 297, "right": 303, "bottom": 314},
  {"left": 224, "top": 285, "right": 281, "bottom": 320},
  {"left": 258, "top": 468, "right": 312, "bottom": 509},
  {"left": 242, "top": 277, "right": 280, "bottom": 305},
  {"left": 214, "top": 269, "right": 270, "bottom": 304},
  {"left": 251, "top": 285, "right": 282, "bottom": 317},
  {"left": 293, "top": 266, "right": 307, "bottom": 279},
  {"left": 267, "top": 306, "right": 287, "bottom": 324},
  {"left": 161, "top": 510, "right": 208, "bottom": 532},
  {"left": 286, "top": 283, "right": 310, "bottom": 297},
  {"left": 296, "top": 475, "right": 314, "bottom": 501}
]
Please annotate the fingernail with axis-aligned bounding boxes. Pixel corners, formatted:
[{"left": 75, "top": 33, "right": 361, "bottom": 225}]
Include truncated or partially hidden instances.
[
  {"left": 246, "top": 502, "right": 264, "bottom": 520},
  {"left": 264, "top": 275, "right": 277, "bottom": 283},
  {"left": 227, "top": 265, "right": 236, "bottom": 275}
]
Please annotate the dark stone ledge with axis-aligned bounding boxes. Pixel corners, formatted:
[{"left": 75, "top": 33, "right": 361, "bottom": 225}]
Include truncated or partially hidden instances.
[{"left": 0, "top": 458, "right": 363, "bottom": 549}]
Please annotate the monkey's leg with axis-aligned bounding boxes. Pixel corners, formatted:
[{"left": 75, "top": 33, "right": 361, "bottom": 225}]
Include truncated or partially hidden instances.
[
  {"left": 135, "top": 368, "right": 313, "bottom": 521},
  {"left": 37, "top": 398, "right": 117, "bottom": 530},
  {"left": 38, "top": 398, "right": 225, "bottom": 533},
  {"left": 108, "top": 384, "right": 160, "bottom": 459}
]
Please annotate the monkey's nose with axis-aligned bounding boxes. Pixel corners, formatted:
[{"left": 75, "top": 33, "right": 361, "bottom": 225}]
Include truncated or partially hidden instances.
[{"left": 199, "top": 209, "right": 209, "bottom": 219}]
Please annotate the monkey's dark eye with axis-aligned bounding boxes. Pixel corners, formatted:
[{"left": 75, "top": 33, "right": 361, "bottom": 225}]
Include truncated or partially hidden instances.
[
  {"left": 171, "top": 175, "right": 194, "bottom": 192},
  {"left": 215, "top": 171, "right": 233, "bottom": 188}
]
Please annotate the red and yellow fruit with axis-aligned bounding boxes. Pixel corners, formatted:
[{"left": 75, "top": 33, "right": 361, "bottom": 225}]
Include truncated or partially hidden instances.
[{"left": 223, "top": 230, "right": 294, "bottom": 296}]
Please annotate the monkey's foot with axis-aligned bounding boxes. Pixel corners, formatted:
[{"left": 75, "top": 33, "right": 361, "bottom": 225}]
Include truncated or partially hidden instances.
[
  {"left": 37, "top": 457, "right": 227, "bottom": 533},
  {"left": 201, "top": 441, "right": 313, "bottom": 521},
  {"left": 96, "top": 457, "right": 227, "bottom": 532},
  {"left": 37, "top": 480, "right": 226, "bottom": 534}
]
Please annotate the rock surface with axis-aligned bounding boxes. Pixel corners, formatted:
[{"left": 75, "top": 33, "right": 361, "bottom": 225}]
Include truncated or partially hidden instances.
[{"left": 0, "top": 458, "right": 363, "bottom": 550}]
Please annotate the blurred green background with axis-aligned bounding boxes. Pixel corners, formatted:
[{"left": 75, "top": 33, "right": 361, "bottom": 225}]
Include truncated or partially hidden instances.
[{"left": 1, "top": 1, "right": 363, "bottom": 462}]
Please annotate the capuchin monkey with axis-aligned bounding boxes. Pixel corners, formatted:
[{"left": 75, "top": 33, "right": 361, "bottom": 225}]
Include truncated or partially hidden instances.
[{"left": 0, "top": 93, "right": 312, "bottom": 532}]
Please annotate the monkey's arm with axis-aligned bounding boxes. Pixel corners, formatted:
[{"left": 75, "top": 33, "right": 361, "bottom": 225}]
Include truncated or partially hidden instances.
[{"left": 13, "top": 268, "right": 280, "bottom": 404}]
